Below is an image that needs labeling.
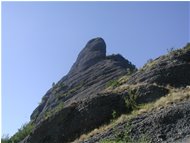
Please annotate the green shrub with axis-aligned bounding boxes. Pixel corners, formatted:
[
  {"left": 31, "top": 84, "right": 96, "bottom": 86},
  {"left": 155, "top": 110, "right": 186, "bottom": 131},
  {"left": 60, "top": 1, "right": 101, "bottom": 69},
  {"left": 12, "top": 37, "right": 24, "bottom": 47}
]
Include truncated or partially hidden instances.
[
  {"left": 125, "top": 90, "right": 138, "bottom": 112},
  {"left": 1, "top": 135, "right": 10, "bottom": 143},
  {"left": 106, "top": 80, "right": 120, "bottom": 88},
  {"left": 167, "top": 47, "right": 175, "bottom": 54},
  {"left": 44, "top": 102, "right": 64, "bottom": 120},
  {"left": 52, "top": 82, "right": 55, "bottom": 87},
  {"left": 112, "top": 110, "right": 117, "bottom": 119},
  {"left": 4, "top": 122, "right": 34, "bottom": 143},
  {"left": 57, "top": 93, "right": 68, "bottom": 100},
  {"left": 57, "top": 83, "right": 82, "bottom": 100}
]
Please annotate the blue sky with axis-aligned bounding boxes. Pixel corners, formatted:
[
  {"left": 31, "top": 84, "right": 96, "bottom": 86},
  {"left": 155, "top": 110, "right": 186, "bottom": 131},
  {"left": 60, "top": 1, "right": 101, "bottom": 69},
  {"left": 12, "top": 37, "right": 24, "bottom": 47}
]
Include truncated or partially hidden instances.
[{"left": 2, "top": 2, "right": 190, "bottom": 136}]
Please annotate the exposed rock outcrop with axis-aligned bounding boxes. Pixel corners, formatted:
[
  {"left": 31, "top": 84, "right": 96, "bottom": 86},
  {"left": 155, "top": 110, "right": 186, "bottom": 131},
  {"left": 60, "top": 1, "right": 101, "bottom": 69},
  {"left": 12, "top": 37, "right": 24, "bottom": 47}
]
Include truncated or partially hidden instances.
[
  {"left": 81, "top": 99, "right": 190, "bottom": 143},
  {"left": 69, "top": 37, "right": 106, "bottom": 74},
  {"left": 127, "top": 43, "right": 190, "bottom": 87},
  {"left": 25, "top": 38, "right": 136, "bottom": 143},
  {"left": 27, "top": 93, "right": 127, "bottom": 143},
  {"left": 19, "top": 40, "right": 190, "bottom": 143}
]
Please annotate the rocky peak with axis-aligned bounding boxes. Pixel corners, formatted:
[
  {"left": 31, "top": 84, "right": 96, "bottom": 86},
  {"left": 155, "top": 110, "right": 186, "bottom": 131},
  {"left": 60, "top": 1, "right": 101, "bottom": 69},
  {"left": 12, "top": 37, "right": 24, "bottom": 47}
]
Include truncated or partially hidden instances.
[
  {"left": 25, "top": 38, "right": 137, "bottom": 143},
  {"left": 10, "top": 39, "right": 190, "bottom": 143},
  {"left": 69, "top": 37, "right": 106, "bottom": 74}
]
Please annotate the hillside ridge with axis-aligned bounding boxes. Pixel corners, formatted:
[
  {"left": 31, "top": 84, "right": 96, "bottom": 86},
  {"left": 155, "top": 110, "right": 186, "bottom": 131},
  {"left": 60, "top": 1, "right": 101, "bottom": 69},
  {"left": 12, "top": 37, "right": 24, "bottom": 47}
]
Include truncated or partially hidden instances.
[{"left": 3, "top": 38, "right": 190, "bottom": 143}]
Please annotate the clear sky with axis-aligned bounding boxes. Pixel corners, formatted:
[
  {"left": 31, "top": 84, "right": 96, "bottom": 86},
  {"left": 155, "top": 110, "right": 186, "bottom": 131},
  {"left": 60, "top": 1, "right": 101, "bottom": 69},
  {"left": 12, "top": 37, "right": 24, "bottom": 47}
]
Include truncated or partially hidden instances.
[{"left": 2, "top": 2, "right": 190, "bottom": 137}]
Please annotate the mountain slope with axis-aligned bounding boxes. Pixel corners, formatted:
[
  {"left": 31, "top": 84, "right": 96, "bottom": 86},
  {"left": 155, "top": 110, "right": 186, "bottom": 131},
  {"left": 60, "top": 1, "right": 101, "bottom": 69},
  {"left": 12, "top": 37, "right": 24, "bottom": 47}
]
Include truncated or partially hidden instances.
[
  {"left": 72, "top": 43, "right": 190, "bottom": 143},
  {"left": 6, "top": 39, "right": 190, "bottom": 143},
  {"left": 75, "top": 88, "right": 190, "bottom": 143},
  {"left": 20, "top": 38, "right": 136, "bottom": 143},
  {"left": 127, "top": 44, "right": 190, "bottom": 87}
]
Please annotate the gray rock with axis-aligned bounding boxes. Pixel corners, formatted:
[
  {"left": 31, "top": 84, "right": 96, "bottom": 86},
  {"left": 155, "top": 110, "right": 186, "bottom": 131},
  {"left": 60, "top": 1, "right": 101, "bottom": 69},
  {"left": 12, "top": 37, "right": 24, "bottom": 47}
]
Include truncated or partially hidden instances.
[
  {"left": 82, "top": 99, "right": 190, "bottom": 143},
  {"left": 69, "top": 37, "right": 106, "bottom": 74},
  {"left": 127, "top": 43, "right": 190, "bottom": 87},
  {"left": 27, "top": 37, "right": 136, "bottom": 143},
  {"left": 132, "top": 84, "right": 169, "bottom": 104},
  {"left": 22, "top": 40, "right": 190, "bottom": 143},
  {"left": 26, "top": 94, "right": 127, "bottom": 143}
]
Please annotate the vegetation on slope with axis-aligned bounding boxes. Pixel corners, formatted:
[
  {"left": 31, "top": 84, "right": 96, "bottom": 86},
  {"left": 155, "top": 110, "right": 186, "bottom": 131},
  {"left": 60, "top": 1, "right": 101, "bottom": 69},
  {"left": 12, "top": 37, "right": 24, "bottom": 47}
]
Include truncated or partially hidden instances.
[
  {"left": 73, "top": 86, "right": 190, "bottom": 143},
  {"left": 1, "top": 122, "right": 34, "bottom": 143}
]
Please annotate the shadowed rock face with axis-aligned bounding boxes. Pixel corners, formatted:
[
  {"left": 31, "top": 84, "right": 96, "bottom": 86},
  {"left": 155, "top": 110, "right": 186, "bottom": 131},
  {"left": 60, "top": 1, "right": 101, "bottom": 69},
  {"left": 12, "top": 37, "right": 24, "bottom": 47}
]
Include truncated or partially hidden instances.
[
  {"left": 26, "top": 38, "right": 136, "bottom": 143},
  {"left": 26, "top": 94, "right": 127, "bottom": 143}
]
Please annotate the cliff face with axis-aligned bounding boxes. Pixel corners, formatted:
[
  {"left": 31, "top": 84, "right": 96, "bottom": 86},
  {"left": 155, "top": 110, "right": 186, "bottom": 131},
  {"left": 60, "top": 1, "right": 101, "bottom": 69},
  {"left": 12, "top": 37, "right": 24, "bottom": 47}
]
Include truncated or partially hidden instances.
[
  {"left": 31, "top": 38, "right": 136, "bottom": 122},
  {"left": 24, "top": 38, "right": 136, "bottom": 143},
  {"left": 18, "top": 39, "right": 190, "bottom": 143}
]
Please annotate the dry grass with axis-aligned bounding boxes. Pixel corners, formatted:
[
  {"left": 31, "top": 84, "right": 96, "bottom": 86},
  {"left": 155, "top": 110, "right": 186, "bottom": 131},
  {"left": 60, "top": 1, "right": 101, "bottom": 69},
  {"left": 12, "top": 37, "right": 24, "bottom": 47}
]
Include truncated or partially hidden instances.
[
  {"left": 131, "top": 86, "right": 190, "bottom": 115},
  {"left": 72, "top": 86, "right": 190, "bottom": 143},
  {"left": 72, "top": 114, "right": 132, "bottom": 143},
  {"left": 104, "top": 83, "right": 145, "bottom": 94},
  {"left": 117, "top": 75, "right": 130, "bottom": 85},
  {"left": 154, "top": 87, "right": 190, "bottom": 107},
  {"left": 72, "top": 124, "right": 114, "bottom": 143}
]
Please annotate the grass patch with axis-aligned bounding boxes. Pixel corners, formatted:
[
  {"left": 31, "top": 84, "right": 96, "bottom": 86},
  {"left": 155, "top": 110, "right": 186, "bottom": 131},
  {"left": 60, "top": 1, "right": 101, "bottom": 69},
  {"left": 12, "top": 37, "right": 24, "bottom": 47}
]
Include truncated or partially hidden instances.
[
  {"left": 125, "top": 89, "right": 138, "bottom": 111},
  {"left": 106, "top": 80, "right": 121, "bottom": 88},
  {"left": 73, "top": 87, "right": 190, "bottom": 142},
  {"left": 44, "top": 102, "right": 64, "bottom": 120},
  {"left": 112, "top": 110, "right": 117, "bottom": 119},
  {"left": 106, "top": 74, "right": 133, "bottom": 89},
  {"left": 100, "top": 120, "right": 150, "bottom": 143},
  {"left": 57, "top": 83, "right": 83, "bottom": 100},
  {"left": 130, "top": 86, "right": 190, "bottom": 116},
  {"left": 1, "top": 135, "right": 10, "bottom": 143},
  {"left": 117, "top": 75, "right": 131, "bottom": 85}
]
